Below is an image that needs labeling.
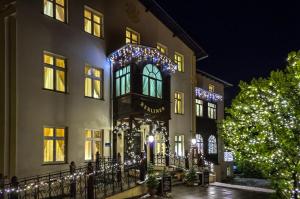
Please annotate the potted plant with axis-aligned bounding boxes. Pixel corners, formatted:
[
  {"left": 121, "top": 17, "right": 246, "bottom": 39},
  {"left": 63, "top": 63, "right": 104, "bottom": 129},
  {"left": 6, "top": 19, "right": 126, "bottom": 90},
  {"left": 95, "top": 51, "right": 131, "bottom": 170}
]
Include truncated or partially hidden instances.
[
  {"left": 146, "top": 163, "right": 159, "bottom": 196},
  {"left": 184, "top": 167, "right": 198, "bottom": 186}
]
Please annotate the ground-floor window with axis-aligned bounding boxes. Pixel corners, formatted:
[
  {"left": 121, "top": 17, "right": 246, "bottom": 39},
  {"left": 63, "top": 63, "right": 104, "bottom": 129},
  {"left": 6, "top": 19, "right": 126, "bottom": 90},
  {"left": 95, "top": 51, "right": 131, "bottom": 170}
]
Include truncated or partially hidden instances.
[
  {"left": 174, "top": 135, "right": 184, "bottom": 156},
  {"left": 85, "top": 129, "right": 103, "bottom": 161},
  {"left": 208, "top": 135, "right": 217, "bottom": 154},
  {"left": 196, "top": 134, "right": 204, "bottom": 154},
  {"left": 43, "top": 127, "right": 66, "bottom": 163},
  {"left": 155, "top": 134, "right": 165, "bottom": 155}
]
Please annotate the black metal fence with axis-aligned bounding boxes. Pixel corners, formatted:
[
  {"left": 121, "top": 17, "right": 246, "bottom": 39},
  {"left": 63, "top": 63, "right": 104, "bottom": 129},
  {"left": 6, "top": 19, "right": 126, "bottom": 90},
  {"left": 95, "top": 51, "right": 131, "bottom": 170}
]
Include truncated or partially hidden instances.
[{"left": 0, "top": 157, "right": 140, "bottom": 199}]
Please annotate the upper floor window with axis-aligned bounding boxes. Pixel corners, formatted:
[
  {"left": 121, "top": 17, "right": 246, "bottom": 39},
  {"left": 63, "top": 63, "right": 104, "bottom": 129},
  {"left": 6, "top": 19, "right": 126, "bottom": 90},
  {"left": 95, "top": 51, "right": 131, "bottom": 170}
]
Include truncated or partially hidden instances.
[
  {"left": 85, "top": 65, "right": 103, "bottom": 99},
  {"left": 85, "top": 129, "right": 102, "bottom": 161},
  {"left": 195, "top": 99, "right": 203, "bottom": 117},
  {"left": 174, "top": 52, "right": 184, "bottom": 72},
  {"left": 43, "top": 0, "right": 66, "bottom": 22},
  {"left": 175, "top": 92, "right": 184, "bottom": 114},
  {"left": 196, "top": 134, "right": 204, "bottom": 154},
  {"left": 208, "top": 84, "right": 215, "bottom": 92},
  {"left": 44, "top": 127, "right": 66, "bottom": 163},
  {"left": 208, "top": 102, "right": 217, "bottom": 119},
  {"left": 115, "top": 66, "right": 130, "bottom": 97},
  {"left": 208, "top": 135, "right": 217, "bottom": 154},
  {"left": 126, "top": 28, "right": 140, "bottom": 44},
  {"left": 84, "top": 7, "right": 104, "bottom": 38},
  {"left": 175, "top": 135, "right": 184, "bottom": 157},
  {"left": 142, "top": 64, "right": 162, "bottom": 98},
  {"left": 43, "top": 52, "right": 66, "bottom": 93},
  {"left": 157, "top": 43, "right": 167, "bottom": 55}
]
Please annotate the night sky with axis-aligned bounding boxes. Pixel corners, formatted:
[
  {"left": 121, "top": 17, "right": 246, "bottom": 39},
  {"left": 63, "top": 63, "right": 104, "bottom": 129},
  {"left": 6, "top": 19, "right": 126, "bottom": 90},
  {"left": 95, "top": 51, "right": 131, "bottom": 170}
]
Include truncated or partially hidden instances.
[{"left": 157, "top": 0, "right": 300, "bottom": 106}]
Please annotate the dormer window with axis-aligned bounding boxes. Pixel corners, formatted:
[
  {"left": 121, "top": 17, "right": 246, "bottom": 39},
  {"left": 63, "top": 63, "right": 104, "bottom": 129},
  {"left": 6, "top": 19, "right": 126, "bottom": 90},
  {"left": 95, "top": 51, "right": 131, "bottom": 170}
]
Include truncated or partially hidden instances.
[{"left": 142, "top": 64, "right": 162, "bottom": 98}]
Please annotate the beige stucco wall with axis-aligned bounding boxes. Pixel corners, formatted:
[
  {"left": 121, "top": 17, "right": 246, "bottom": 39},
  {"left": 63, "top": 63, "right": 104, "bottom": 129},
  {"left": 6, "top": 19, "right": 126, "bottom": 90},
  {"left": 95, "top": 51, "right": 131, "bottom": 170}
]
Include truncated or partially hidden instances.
[{"left": 6, "top": 0, "right": 198, "bottom": 178}]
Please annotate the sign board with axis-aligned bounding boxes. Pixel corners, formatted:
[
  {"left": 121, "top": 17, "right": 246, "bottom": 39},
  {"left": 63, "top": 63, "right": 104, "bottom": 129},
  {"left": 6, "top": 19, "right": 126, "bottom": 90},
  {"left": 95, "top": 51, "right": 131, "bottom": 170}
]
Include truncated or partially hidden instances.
[
  {"left": 204, "top": 171, "right": 209, "bottom": 185},
  {"left": 162, "top": 176, "right": 172, "bottom": 192}
]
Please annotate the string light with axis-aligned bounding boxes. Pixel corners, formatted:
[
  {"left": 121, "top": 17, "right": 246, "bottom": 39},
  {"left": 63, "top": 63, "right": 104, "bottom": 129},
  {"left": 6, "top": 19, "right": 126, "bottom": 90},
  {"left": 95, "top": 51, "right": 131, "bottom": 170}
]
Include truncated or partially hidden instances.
[
  {"left": 108, "top": 44, "right": 177, "bottom": 73},
  {"left": 195, "top": 87, "right": 223, "bottom": 102}
]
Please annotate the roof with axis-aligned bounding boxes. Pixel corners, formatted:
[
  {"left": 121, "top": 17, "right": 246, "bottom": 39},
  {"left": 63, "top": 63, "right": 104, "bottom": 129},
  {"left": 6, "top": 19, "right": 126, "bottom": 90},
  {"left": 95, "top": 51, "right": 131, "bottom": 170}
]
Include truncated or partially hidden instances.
[
  {"left": 196, "top": 69, "right": 233, "bottom": 87},
  {"left": 139, "top": 0, "right": 208, "bottom": 60}
]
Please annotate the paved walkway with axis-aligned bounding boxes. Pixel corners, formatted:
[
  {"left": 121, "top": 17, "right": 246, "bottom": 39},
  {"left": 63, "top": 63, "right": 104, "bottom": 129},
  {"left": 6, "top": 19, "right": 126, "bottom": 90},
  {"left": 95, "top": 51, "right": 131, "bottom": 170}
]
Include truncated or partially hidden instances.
[{"left": 170, "top": 185, "right": 273, "bottom": 199}]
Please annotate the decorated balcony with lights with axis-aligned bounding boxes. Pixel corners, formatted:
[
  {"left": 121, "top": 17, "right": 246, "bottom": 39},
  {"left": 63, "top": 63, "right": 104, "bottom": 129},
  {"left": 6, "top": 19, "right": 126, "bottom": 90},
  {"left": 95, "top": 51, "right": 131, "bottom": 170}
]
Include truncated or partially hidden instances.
[{"left": 108, "top": 44, "right": 176, "bottom": 122}]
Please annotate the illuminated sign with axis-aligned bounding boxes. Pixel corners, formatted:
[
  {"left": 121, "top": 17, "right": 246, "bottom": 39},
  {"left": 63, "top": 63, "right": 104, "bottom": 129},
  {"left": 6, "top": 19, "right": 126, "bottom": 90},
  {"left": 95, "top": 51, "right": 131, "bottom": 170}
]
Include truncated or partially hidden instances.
[{"left": 140, "top": 101, "right": 165, "bottom": 114}]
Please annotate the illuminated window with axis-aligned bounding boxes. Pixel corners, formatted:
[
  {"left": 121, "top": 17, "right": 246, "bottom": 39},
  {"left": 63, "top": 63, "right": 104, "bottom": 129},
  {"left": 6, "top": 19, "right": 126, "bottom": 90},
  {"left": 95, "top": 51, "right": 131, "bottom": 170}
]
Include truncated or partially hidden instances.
[
  {"left": 174, "top": 52, "right": 184, "bottom": 72},
  {"left": 43, "top": 0, "right": 67, "bottom": 22},
  {"left": 209, "top": 84, "right": 215, "bottom": 92},
  {"left": 175, "top": 135, "right": 184, "bottom": 157},
  {"left": 142, "top": 64, "right": 162, "bottom": 98},
  {"left": 43, "top": 127, "right": 66, "bottom": 163},
  {"left": 85, "top": 65, "right": 103, "bottom": 99},
  {"left": 175, "top": 92, "right": 184, "bottom": 114},
  {"left": 224, "top": 152, "right": 234, "bottom": 162},
  {"left": 155, "top": 134, "right": 165, "bottom": 155},
  {"left": 195, "top": 99, "right": 203, "bottom": 117},
  {"left": 43, "top": 52, "right": 66, "bottom": 93},
  {"left": 115, "top": 66, "right": 130, "bottom": 96},
  {"left": 157, "top": 43, "right": 167, "bottom": 55},
  {"left": 208, "top": 135, "right": 217, "bottom": 154},
  {"left": 84, "top": 7, "right": 104, "bottom": 38},
  {"left": 196, "top": 134, "right": 204, "bottom": 154},
  {"left": 85, "top": 130, "right": 102, "bottom": 161},
  {"left": 126, "top": 28, "right": 140, "bottom": 44},
  {"left": 208, "top": 103, "right": 217, "bottom": 119}
]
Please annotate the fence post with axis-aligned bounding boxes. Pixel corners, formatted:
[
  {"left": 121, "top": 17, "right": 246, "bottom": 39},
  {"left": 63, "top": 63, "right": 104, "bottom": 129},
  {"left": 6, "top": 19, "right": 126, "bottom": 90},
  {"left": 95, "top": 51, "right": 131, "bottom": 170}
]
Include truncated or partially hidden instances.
[
  {"left": 70, "top": 161, "right": 76, "bottom": 198},
  {"left": 87, "top": 162, "right": 94, "bottom": 199},
  {"left": 10, "top": 176, "right": 19, "bottom": 199},
  {"left": 0, "top": 174, "right": 4, "bottom": 199}
]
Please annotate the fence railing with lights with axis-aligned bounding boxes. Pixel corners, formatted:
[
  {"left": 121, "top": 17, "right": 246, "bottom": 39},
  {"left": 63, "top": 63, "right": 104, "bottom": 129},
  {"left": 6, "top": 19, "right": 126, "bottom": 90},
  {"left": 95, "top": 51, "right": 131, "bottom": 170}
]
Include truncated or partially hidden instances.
[{"left": 0, "top": 156, "right": 140, "bottom": 199}]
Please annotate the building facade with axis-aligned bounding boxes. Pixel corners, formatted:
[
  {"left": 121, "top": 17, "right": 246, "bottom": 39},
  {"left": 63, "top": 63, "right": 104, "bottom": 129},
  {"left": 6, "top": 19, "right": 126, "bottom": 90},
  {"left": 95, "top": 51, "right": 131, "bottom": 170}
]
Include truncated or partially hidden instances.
[{"left": 0, "top": 0, "right": 231, "bottom": 181}]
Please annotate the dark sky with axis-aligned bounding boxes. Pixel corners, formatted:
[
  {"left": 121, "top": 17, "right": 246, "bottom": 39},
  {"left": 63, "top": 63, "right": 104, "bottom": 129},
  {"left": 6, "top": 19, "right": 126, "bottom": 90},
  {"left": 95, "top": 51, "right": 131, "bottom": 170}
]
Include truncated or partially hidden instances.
[{"left": 157, "top": 0, "right": 300, "bottom": 105}]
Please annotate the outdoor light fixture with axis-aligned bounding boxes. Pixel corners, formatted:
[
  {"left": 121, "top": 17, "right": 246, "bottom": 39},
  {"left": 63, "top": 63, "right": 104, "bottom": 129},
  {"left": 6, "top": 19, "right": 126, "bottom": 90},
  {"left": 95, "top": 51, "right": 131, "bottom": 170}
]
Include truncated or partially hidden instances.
[
  {"left": 148, "top": 135, "right": 154, "bottom": 143},
  {"left": 191, "top": 138, "right": 197, "bottom": 145}
]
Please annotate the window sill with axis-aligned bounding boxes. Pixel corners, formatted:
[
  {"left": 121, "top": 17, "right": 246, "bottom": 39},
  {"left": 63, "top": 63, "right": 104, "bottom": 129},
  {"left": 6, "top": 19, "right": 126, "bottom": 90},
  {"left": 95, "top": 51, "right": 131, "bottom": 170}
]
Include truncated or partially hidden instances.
[
  {"left": 84, "top": 96, "right": 104, "bottom": 101},
  {"left": 84, "top": 31, "right": 105, "bottom": 40},
  {"left": 175, "top": 113, "right": 184, "bottom": 115},
  {"left": 42, "top": 162, "right": 68, "bottom": 166},
  {"left": 42, "top": 88, "right": 68, "bottom": 94},
  {"left": 42, "top": 13, "right": 68, "bottom": 25}
]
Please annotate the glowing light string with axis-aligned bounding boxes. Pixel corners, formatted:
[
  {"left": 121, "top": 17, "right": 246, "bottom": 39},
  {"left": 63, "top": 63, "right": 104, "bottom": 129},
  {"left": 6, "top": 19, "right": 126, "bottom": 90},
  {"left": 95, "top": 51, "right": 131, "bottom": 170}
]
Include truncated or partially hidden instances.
[
  {"left": 108, "top": 44, "right": 177, "bottom": 73},
  {"left": 195, "top": 87, "right": 223, "bottom": 102}
]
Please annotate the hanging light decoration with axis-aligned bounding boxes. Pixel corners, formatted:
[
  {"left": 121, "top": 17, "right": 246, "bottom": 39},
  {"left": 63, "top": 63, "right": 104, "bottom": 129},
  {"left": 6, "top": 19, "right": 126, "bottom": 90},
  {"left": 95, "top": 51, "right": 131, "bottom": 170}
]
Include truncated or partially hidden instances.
[
  {"left": 108, "top": 44, "right": 177, "bottom": 73},
  {"left": 195, "top": 87, "right": 223, "bottom": 102}
]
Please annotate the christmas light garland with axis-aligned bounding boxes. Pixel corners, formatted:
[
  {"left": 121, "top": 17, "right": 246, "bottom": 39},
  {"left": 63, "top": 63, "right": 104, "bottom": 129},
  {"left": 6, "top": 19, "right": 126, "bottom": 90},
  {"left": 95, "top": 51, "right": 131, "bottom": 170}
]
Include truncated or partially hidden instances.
[
  {"left": 195, "top": 87, "right": 223, "bottom": 102},
  {"left": 108, "top": 44, "right": 177, "bottom": 73}
]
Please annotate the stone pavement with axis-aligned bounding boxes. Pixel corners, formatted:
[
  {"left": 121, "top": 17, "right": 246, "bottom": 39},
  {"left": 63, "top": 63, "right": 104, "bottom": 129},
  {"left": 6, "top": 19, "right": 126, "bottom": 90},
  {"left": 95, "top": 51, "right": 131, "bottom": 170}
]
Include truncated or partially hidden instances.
[{"left": 169, "top": 185, "right": 273, "bottom": 199}]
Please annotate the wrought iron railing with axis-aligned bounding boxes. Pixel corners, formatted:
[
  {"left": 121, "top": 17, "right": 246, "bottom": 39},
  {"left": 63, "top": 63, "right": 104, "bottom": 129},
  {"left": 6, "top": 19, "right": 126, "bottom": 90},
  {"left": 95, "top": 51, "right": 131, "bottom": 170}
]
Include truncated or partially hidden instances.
[{"left": 0, "top": 157, "right": 140, "bottom": 199}]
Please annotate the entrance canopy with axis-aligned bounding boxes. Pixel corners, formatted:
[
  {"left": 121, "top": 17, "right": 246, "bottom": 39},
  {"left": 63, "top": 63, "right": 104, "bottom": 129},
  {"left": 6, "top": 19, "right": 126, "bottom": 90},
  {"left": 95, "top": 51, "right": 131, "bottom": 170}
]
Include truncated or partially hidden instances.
[{"left": 108, "top": 44, "right": 177, "bottom": 73}]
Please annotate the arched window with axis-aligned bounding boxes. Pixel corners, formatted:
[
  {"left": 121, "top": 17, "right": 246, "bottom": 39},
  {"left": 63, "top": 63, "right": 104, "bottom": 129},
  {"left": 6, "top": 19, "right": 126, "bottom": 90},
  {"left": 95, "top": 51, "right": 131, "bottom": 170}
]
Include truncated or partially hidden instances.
[
  {"left": 208, "top": 135, "right": 217, "bottom": 154},
  {"left": 196, "top": 134, "right": 204, "bottom": 154},
  {"left": 142, "top": 64, "right": 162, "bottom": 98}
]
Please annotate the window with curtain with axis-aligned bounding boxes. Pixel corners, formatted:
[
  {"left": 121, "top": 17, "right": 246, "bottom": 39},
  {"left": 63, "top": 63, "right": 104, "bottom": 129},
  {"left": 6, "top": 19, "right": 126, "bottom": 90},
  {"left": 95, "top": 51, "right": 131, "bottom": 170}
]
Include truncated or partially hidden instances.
[
  {"left": 85, "top": 130, "right": 102, "bottom": 161},
  {"left": 195, "top": 99, "right": 203, "bottom": 117},
  {"left": 115, "top": 65, "right": 130, "bottom": 97},
  {"left": 209, "top": 84, "right": 215, "bottom": 92},
  {"left": 126, "top": 28, "right": 140, "bottom": 44},
  {"left": 142, "top": 64, "right": 162, "bottom": 98},
  {"left": 43, "top": 52, "right": 66, "bottom": 93},
  {"left": 175, "top": 135, "right": 184, "bottom": 157},
  {"left": 43, "top": 0, "right": 66, "bottom": 22},
  {"left": 85, "top": 65, "right": 103, "bottom": 99},
  {"left": 196, "top": 134, "right": 204, "bottom": 154},
  {"left": 174, "top": 52, "right": 184, "bottom": 72},
  {"left": 208, "top": 135, "right": 217, "bottom": 154},
  {"left": 157, "top": 43, "right": 167, "bottom": 55},
  {"left": 208, "top": 102, "right": 217, "bottom": 119},
  {"left": 84, "top": 7, "right": 104, "bottom": 38},
  {"left": 43, "top": 127, "right": 66, "bottom": 163},
  {"left": 175, "top": 92, "right": 184, "bottom": 114}
]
